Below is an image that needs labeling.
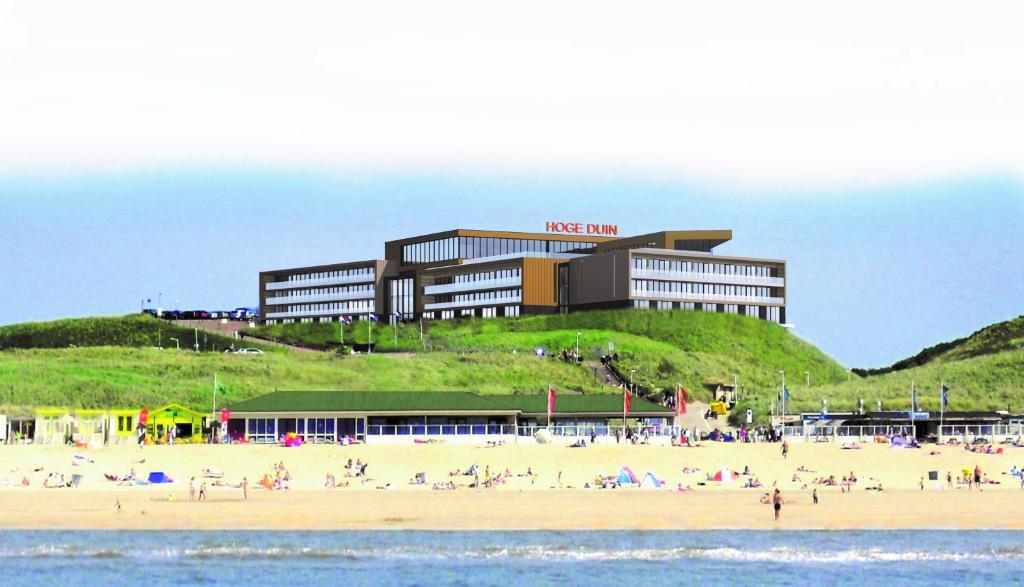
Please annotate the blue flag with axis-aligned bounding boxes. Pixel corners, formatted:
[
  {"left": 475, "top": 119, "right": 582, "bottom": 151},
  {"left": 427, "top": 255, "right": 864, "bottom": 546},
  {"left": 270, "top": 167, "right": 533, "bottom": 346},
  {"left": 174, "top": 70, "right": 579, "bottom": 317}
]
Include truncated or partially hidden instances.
[
  {"left": 941, "top": 385, "right": 949, "bottom": 409},
  {"left": 369, "top": 313, "right": 379, "bottom": 323},
  {"left": 341, "top": 315, "right": 352, "bottom": 325},
  {"left": 783, "top": 386, "right": 790, "bottom": 402}
]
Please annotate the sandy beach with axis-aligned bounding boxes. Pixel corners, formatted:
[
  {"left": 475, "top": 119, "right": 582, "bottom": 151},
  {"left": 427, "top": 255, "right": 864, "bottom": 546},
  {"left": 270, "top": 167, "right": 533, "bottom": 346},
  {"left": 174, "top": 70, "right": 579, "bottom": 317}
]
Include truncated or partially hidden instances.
[{"left": 1, "top": 442, "right": 1022, "bottom": 530}]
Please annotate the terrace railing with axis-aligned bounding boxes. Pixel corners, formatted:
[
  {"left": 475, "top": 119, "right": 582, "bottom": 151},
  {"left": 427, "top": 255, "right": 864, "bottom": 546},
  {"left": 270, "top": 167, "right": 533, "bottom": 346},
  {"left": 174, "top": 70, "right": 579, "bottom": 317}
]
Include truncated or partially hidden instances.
[{"left": 939, "top": 424, "right": 1024, "bottom": 440}]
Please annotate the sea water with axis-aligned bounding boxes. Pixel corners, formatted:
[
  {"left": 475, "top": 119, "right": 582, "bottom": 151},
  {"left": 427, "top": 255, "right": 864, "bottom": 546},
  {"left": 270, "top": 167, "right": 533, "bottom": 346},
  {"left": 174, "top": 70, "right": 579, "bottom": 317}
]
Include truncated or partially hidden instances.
[{"left": 0, "top": 530, "right": 1021, "bottom": 586}]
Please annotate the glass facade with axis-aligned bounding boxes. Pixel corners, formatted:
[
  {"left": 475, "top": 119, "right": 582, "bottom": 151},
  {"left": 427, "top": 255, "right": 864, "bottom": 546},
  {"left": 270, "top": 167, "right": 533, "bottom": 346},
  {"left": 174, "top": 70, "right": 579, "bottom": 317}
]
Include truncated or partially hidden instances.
[
  {"left": 632, "top": 257, "right": 777, "bottom": 278},
  {"left": 388, "top": 277, "right": 415, "bottom": 318},
  {"left": 403, "top": 236, "right": 597, "bottom": 264}
]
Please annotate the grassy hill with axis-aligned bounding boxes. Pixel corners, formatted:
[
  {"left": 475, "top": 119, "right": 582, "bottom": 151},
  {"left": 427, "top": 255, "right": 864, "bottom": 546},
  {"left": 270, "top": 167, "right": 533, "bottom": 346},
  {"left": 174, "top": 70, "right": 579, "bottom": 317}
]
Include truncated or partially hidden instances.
[
  {"left": 0, "top": 314, "right": 262, "bottom": 353},
  {"left": 768, "top": 348, "right": 1024, "bottom": 418},
  {"left": 0, "top": 346, "right": 601, "bottom": 411},
  {"left": 852, "top": 315, "right": 1024, "bottom": 376},
  {"left": 1, "top": 311, "right": 1021, "bottom": 426},
  {"left": 249, "top": 310, "right": 852, "bottom": 398}
]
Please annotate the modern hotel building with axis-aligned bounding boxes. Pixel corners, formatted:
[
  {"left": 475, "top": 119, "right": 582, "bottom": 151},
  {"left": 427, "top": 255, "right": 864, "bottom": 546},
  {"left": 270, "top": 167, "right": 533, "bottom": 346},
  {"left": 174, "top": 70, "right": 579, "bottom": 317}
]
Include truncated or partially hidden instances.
[{"left": 259, "top": 228, "right": 786, "bottom": 325}]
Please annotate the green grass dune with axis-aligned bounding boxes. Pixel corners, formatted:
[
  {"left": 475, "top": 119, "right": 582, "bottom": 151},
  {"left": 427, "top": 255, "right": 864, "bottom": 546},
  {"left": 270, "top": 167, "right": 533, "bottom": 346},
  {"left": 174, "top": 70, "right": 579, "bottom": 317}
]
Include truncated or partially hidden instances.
[{"left": 1, "top": 311, "right": 1021, "bottom": 426}]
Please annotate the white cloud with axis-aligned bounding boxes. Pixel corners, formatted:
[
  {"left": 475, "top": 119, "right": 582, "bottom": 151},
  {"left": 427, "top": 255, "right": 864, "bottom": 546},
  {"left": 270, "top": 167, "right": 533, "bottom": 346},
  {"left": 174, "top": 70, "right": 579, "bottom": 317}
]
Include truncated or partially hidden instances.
[{"left": 2, "top": 0, "right": 1023, "bottom": 186}]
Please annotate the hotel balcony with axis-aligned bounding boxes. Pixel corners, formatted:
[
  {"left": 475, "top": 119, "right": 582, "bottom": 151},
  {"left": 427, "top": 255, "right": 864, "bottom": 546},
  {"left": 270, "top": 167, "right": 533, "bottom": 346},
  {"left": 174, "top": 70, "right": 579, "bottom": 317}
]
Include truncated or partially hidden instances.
[
  {"left": 423, "top": 277, "right": 522, "bottom": 296},
  {"left": 631, "top": 269, "right": 785, "bottom": 288},
  {"left": 424, "top": 295, "right": 522, "bottom": 311},
  {"left": 265, "top": 273, "right": 375, "bottom": 291}
]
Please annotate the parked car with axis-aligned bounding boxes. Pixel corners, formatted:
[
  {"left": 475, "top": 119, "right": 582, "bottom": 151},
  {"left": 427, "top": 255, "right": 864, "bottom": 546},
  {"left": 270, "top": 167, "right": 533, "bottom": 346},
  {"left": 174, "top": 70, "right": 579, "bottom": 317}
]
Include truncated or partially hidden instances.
[
  {"left": 160, "top": 310, "right": 181, "bottom": 320},
  {"left": 234, "top": 348, "right": 263, "bottom": 354}
]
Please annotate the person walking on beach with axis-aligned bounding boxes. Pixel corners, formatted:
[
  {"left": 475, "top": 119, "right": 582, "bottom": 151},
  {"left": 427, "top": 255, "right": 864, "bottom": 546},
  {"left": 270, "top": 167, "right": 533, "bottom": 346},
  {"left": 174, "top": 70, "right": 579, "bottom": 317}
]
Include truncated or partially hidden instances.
[
  {"left": 919, "top": 476, "right": 924, "bottom": 491},
  {"left": 242, "top": 477, "right": 248, "bottom": 501},
  {"left": 198, "top": 482, "right": 207, "bottom": 501},
  {"left": 974, "top": 465, "right": 983, "bottom": 492},
  {"left": 781, "top": 440, "right": 789, "bottom": 460},
  {"left": 773, "top": 489, "right": 784, "bottom": 521},
  {"left": 189, "top": 476, "right": 196, "bottom": 501},
  {"left": 812, "top": 488, "right": 818, "bottom": 505},
  {"left": 947, "top": 471, "right": 953, "bottom": 489}
]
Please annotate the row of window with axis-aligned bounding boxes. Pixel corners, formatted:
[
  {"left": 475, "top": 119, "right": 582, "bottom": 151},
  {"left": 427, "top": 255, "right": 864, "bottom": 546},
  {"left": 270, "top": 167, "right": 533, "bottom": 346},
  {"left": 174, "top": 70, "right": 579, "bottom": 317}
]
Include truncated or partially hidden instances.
[
  {"left": 631, "top": 300, "right": 781, "bottom": 322},
  {"left": 440, "top": 267, "right": 521, "bottom": 285},
  {"left": 449, "top": 288, "right": 522, "bottom": 304},
  {"left": 631, "top": 280, "right": 775, "bottom": 298},
  {"left": 284, "top": 300, "right": 375, "bottom": 314},
  {"left": 116, "top": 416, "right": 135, "bottom": 432},
  {"left": 402, "top": 236, "right": 598, "bottom": 264},
  {"left": 431, "top": 305, "right": 521, "bottom": 320},
  {"left": 632, "top": 257, "right": 777, "bottom": 278},
  {"left": 273, "top": 284, "right": 374, "bottom": 298},
  {"left": 282, "top": 267, "right": 374, "bottom": 283}
]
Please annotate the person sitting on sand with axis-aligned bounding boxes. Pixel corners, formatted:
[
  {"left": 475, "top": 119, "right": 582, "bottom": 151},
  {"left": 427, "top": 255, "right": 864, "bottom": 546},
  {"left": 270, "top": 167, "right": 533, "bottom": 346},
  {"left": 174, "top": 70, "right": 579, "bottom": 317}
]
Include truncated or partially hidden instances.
[
  {"left": 760, "top": 492, "right": 771, "bottom": 504},
  {"left": 325, "top": 473, "right": 336, "bottom": 488}
]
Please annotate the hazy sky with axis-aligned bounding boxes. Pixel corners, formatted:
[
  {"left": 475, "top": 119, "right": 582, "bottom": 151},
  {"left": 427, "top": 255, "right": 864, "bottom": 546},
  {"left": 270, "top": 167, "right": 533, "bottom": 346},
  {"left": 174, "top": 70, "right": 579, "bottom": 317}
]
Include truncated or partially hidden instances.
[{"left": 2, "top": 1, "right": 1023, "bottom": 367}]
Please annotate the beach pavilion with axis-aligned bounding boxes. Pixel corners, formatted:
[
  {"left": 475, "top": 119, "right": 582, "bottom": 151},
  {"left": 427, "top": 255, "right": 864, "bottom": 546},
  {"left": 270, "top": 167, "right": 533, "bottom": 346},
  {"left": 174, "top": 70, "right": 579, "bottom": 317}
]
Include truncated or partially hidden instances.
[
  {"left": 226, "top": 390, "right": 675, "bottom": 444},
  {"left": 146, "top": 403, "right": 209, "bottom": 442}
]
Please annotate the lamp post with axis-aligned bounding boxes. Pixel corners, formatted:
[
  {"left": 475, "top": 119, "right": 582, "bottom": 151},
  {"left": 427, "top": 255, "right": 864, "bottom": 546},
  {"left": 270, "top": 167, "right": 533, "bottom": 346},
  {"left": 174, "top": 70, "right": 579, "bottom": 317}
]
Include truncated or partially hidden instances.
[
  {"left": 804, "top": 371, "right": 810, "bottom": 388},
  {"left": 169, "top": 337, "right": 180, "bottom": 351},
  {"left": 629, "top": 369, "right": 636, "bottom": 397},
  {"left": 576, "top": 331, "right": 581, "bottom": 360}
]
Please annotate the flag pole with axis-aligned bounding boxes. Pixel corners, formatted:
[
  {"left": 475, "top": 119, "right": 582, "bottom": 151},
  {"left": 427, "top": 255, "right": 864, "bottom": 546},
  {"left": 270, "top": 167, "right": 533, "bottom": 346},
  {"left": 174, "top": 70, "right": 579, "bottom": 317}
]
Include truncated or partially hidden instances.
[
  {"left": 547, "top": 384, "right": 552, "bottom": 429},
  {"left": 939, "top": 379, "right": 944, "bottom": 444},
  {"left": 367, "top": 312, "right": 373, "bottom": 354},
  {"left": 419, "top": 317, "right": 425, "bottom": 350},
  {"left": 623, "top": 385, "right": 627, "bottom": 436},
  {"left": 911, "top": 380, "right": 916, "bottom": 440}
]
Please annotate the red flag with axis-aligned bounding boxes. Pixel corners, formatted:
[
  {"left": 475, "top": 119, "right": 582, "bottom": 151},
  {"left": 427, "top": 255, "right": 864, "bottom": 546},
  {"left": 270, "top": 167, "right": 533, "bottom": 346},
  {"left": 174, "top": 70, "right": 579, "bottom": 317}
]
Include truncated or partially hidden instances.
[
  {"left": 676, "top": 386, "right": 688, "bottom": 416},
  {"left": 547, "top": 387, "right": 556, "bottom": 415},
  {"left": 138, "top": 408, "right": 149, "bottom": 426},
  {"left": 220, "top": 409, "right": 232, "bottom": 424},
  {"left": 624, "top": 388, "right": 632, "bottom": 416}
]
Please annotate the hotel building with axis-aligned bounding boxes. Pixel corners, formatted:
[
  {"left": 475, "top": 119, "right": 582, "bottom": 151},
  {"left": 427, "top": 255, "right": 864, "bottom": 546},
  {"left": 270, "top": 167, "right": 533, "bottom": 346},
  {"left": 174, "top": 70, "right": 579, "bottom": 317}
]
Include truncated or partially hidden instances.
[{"left": 259, "top": 228, "right": 786, "bottom": 325}]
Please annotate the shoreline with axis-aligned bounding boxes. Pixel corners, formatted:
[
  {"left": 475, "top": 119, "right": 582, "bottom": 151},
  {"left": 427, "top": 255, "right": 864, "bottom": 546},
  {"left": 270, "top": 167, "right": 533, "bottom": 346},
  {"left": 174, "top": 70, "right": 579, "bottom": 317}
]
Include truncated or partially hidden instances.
[{"left": 2, "top": 490, "right": 1023, "bottom": 531}]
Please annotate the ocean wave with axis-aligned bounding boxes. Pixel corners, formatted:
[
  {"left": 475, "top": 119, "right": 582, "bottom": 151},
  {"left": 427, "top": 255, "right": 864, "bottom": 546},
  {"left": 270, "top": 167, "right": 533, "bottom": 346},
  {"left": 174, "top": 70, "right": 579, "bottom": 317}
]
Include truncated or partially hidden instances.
[{"left": 2, "top": 544, "right": 1023, "bottom": 563}]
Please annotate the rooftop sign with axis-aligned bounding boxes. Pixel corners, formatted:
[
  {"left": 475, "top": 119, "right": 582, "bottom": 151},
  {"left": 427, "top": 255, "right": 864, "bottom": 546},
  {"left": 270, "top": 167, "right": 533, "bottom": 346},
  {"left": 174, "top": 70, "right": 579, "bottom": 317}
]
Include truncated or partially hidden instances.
[{"left": 545, "top": 222, "right": 618, "bottom": 236}]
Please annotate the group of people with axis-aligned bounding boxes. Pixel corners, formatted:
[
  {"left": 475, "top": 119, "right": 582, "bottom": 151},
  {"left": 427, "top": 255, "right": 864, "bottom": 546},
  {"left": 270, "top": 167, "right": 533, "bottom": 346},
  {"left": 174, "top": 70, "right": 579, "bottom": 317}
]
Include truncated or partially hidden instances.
[{"left": 259, "top": 461, "right": 293, "bottom": 490}]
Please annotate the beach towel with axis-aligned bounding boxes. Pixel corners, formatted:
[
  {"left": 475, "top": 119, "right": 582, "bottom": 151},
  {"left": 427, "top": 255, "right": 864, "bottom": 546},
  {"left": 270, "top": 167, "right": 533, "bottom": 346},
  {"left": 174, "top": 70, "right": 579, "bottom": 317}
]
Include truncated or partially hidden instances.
[{"left": 147, "top": 472, "right": 172, "bottom": 484}]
